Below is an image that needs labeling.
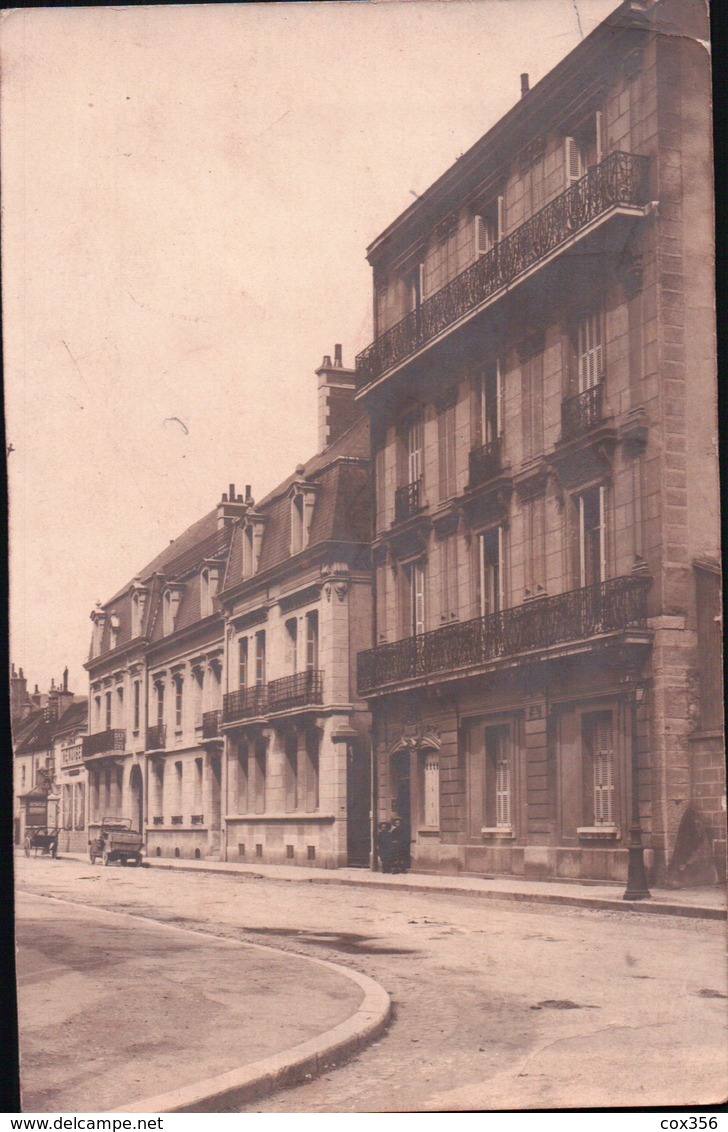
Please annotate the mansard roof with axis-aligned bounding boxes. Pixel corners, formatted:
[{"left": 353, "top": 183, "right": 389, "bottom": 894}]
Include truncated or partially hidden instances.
[{"left": 222, "top": 413, "right": 371, "bottom": 594}]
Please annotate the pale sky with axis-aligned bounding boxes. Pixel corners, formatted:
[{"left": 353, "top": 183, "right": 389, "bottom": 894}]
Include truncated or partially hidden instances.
[{"left": 3, "top": 0, "right": 619, "bottom": 695}]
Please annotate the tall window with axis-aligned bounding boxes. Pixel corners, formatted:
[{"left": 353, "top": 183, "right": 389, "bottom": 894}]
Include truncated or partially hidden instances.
[
  {"left": 105, "top": 692, "right": 112, "bottom": 730},
  {"left": 305, "top": 611, "right": 319, "bottom": 670},
  {"left": 152, "top": 761, "right": 164, "bottom": 817},
  {"left": 521, "top": 350, "right": 544, "bottom": 459},
  {"left": 476, "top": 361, "right": 503, "bottom": 448},
  {"left": 478, "top": 528, "right": 504, "bottom": 617},
  {"left": 200, "top": 569, "right": 212, "bottom": 618},
  {"left": 255, "top": 631, "right": 266, "bottom": 686},
  {"left": 237, "top": 741, "right": 249, "bottom": 813},
  {"left": 577, "top": 311, "right": 604, "bottom": 391},
  {"left": 285, "top": 619, "right": 298, "bottom": 673},
  {"left": 238, "top": 638, "right": 248, "bottom": 688},
  {"left": 193, "top": 668, "right": 204, "bottom": 727},
  {"left": 133, "top": 680, "right": 141, "bottom": 732},
  {"left": 440, "top": 534, "right": 458, "bottom": 624},
  {"left": 437, "top": 399, "right": 457, "bottom": 501},
  {"left": 95, "top": 695, "right": 102, "bottom": 730},
  {"left": 375, "top": 445, "right": 387, "bottom": 532},
  {"left": 485, "top": 725, "right": 511, "bottom": 829},
  {"left": 174, "top": 761, "right": 183, "bottom": 815},
  {"left": 75, "top": 782, "right": 85, "bottom": 830},
  {"left": 156, "top": 683, "right": 165, "bottom": 728},
  {"left": 253, "top": 739, "right": 267, "bottom": 814},
  {"left": 406, "top": 412, "right": 424, "bottom": 486},
  {"left": 576, "top": 486, "right": 607, "bottom": 588},
  {"left": 524, "top": 496, "right": 546, "bottom": 598},
  {"left": 174, "top": 677, "right": 183, "bottom": 730},
  {"left": 474, "top": 196, "right": 503, "bottom": 255},
  {"left": 304, "top": 729, "right": 320, "bottom": 812},
  {"left": 193, "top": 757, "right": 203, "bottom": 815},
  {"left": 406, "top": 262, "right": 424, "bottom": 315},
  {"left": 584, "top": 712, "right": 615, "bottom": 826},
  {"left": 403, "top": 561, "right": 426, "bottom": 637},
  {"left": 116, "top": 686, "right": 124, "bottom": 726},
  {"left": 291, "top": 494, "right": 305, "bottom": 555},
  {"left": 242, "top": 526, "right": 255, "bottom": 578},
  {"left": 284, "top": 731, "right": 299, "bottom": 812}
]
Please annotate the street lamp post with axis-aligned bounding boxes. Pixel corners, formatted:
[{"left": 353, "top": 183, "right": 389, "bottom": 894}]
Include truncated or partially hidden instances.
[{"left": 623, "top": 680, "right": 651, "bottom": 901}]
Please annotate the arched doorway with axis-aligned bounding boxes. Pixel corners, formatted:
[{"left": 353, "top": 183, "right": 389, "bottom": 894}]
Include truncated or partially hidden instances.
[{"left": 129, "top": 763, "right": 143, "bottom": 835}]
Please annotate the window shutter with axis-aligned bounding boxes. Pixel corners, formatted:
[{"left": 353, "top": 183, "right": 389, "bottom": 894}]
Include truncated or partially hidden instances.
[
  {"left": 495, "top": 733, "right": 511, "bottom": 827},
  {"left": 423, "top": 752, "right": 440, "bottom": 828},
  {"left": 593, "top": 716, "right": 614, "bottom": 825},
  {"left": 437, "top": 409, "right": 447, "bottom": 501},
  {"left": 475, "top": 215, "right": 489, "bottom": 257},
  {"left": 497, "top": 195, "right": 505, "bottom": 241},
  {"left": 495, "top": 359, "right": 504, "bottom": 438},
  {"left": 578, "top": 495, "right": 586, "bottom": 589},
  {"left": 414, "top": 562, "right": 426, "bottom": 635},
  {"left": 496, "top": 525, "right": 505, "bottom": 612},
  {"left": 599, "top": 484, "right": 607, "bottom": 583},
  {"left": 565, "top": 136, "right": 583, "bottom": 185},
  {"left": 595, "top": 110, "right": 604, "bottom": 165}
]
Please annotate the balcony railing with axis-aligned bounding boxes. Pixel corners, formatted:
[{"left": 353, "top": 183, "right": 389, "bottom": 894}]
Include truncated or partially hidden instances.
[
  {"left": 223, "top": 685, "right": 269, "bottom": 724},
  {"left": 146, "top": 723, "right": 166, "bottom": 751},
  {"left": 561, "top": 382, "right": 604, "bottom": 440},
  {"left": 201, "top": 709, "right": 222, "bottom": 739},
  {"left": 358, "top": 575, "right": 651, "bottom": 694},
  {"left": 468, "top": 437, "right": 503, "bottom": 488},
  {"left": 191, "top": 814, "right": 205, "bottom": 825},
  {"left": 61, "top": 743, "right": 84, "bottom": 768},
  {"left": 356, "top": 152, "right": 649, "bottom": 390},
  {"left": 82, "top": 728, "right": 126, "bottom": 758},
  {"left": 152, "top": 815, "right": 164, "bottom": 826},
  {"left": 394, "top": 477, "right": 423, "bottom": 523},
  {"left": 171, "top": 815, "right": 183, "bottom": 825},
  {"left": 268, "top": 669, "right": 324, "bottom": 714}
]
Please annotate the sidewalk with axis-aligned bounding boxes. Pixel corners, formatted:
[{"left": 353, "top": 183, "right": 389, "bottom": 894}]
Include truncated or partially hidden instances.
[{"left": 60, "top": 849, "right": 727, "bottom": 920}]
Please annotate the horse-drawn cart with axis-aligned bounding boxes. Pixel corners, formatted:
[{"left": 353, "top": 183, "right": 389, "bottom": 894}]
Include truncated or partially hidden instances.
[{"left": 24, "top": 826, "right": 61, "bottom": 858}]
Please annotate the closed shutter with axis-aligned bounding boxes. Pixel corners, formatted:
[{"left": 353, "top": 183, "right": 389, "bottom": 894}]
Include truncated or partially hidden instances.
[
  {"left": 423, "top": 752, "right": 440, "bottom": 829},
  {"left": 495, "top": 733, "right": 511, "bottom": 827},
  {"left": 438, "top": 402, "right": 457, "bottom": 501},
  {"left": 593, "top": 716, "right": 614, "bottom": 825},
  {"left": 413, "top": 562, "right": 426, "bottom": 636},
  {"left": 578, "top": 311, "right": 603, "bottom": 390},
  {"left": 565, "top": 136, "right": 583, "bottom": 185}
]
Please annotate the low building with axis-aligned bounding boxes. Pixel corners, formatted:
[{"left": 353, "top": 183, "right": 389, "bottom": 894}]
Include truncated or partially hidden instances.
[{"left": 53, "top": 699, "right": 89, "bottom": 854}]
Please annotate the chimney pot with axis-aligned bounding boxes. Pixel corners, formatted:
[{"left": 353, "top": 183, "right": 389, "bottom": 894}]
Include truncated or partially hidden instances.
[
  {"left": 19, "top": 667, "right": 24, "bottom": 678},
  {"left": 520, "top": 73, "right": 530, "bottom": 97},
  {"left": 334, "top": 344, "right": 343, "bottom": 367},
  {"left": 322, "top": 355, "right": 332, "bottom": 369},
  {"left": 245, "top": 485, "right": 251, "bottom": 499},
  {"left": 229, "top": 483, "right": 235, "bottom": 499},
  {"left": 222, "top": 493, "right": 228, "bottom": 502}
]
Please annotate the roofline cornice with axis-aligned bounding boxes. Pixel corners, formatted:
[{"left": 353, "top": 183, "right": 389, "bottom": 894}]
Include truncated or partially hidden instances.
[{"left": 218, "top": 538, "right": 371, "bottom": 607}]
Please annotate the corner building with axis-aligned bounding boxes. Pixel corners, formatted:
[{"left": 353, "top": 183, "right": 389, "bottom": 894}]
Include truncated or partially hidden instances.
[{"left": 356, "top": 0, "right": 723, "bottom": 884}]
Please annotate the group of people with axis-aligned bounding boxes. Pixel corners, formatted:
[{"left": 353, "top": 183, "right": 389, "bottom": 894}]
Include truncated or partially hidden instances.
[{"left": 376, "top": 817, "right": 409, "bottom": 874}]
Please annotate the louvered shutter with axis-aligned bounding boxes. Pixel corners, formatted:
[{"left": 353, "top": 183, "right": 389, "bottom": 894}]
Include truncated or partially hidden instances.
[
  {"left": 595, "top": 110, "right": 604, "bottom": 166},
  {"left": 565, "top": 136, "right": 583, "bottom": 185},
  {"left": 414, "top": 562, "right": 426, "bottom": 636},
  {"left": 497, "top": 195, "right": 505, "bottom": 241},
  {"left": 495, "top": 733, "right": 511, "bottom": 827},
  {"left": 475, "top": 215, "right": 490, "bottom": 257},
  {"left": 593, "top": 716, "right": 614, "bottom": 825},
  {"left": 423, "top": 752, "right": 440, "bottom": 828}
]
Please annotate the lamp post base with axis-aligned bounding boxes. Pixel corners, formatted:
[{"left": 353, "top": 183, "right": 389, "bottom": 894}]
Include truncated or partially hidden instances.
[{"left": 623, "top": 837, "right": 651, "bottom": 901}]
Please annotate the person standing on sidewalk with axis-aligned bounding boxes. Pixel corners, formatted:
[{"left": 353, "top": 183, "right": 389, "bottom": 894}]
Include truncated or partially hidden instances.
[
  {"left": 377, "top": 821, "right": 395, "bottom": 873},
  {"left": 389, "top": 817, "right": 409, "bottom": 874}
]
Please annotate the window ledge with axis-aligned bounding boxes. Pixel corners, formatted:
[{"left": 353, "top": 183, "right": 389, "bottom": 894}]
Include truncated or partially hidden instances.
[
  {"left": 577, "top": 825, "right": 620, "bottom": 840},
  {"left": 481, "top": 826, "right": 515, "bottom": 838},
  {"left": 417, "top": 827, "right": 440, "bottom": 837}
]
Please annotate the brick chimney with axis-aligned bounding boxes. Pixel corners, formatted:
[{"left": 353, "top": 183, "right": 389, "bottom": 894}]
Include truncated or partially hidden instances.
[
  {"left": 217, "top": 483, "right": 249, "bottom": 529},
  {"left": 315, "top": 344, "right": 358, "bottom": 451},
  {"left": 10, "top": 664, "right": 29, "bottom": 721}
]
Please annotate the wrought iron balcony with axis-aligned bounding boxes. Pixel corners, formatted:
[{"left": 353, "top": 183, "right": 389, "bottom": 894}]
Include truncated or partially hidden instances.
[
  {"left": 191, "top": 814, "right": 205, "bottom": 825},
  {"left": 223, "top": 685, "right": 269, "bottom": 724},
  {"left": 146, "top": 723, "right": 166, "bottom": 751},
  {"left": 268, "top": 669, "right": 324, "bottom": 714},
  {"left": 468, "top": 437, "right": 503, "bottom": 488},
  {"left": 561, "top": 383, "right": 604, "bottom": 441},
  {"left": 201, "top": 709, "right": 222, "bottom": 739},
  {"left": 356, "top": 152, "right": 649, "bottom": 390},
  {"left": 152, "top": 815, "right": 164, "bottom": 826},
  {"left": 61, "top": 743, "right": 84, "bottom": 768},
  {"left": 358, "top": 574, "right": 651, "bottom": 695},
  {"left": 394, "top": 478, "right": 423, "bottom": 523},
  {"left": 82, "top": 728, "right": 126, "bottom": 759},
  {"left": 171, "top": 815, "right": 183, "bottom": 825}
]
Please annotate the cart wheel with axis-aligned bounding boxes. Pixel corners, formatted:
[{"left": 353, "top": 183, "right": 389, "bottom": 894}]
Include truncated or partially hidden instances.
[
  {"left": 102, "top": 849, "right": 111, "bottom": 867},
  {"left": 24, "top": 837, "right": 31, "bottom": 858},
  {"left": 89, "top": 848, "right": 96, "bottom": 864}
]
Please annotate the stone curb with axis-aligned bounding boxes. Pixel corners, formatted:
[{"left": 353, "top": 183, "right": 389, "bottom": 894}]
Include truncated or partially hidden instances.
[
  {"left": 23, "top": 894, "right": 391, "bottom": 1115},
  {"left": 145, "top": 859, "right": 726, "bottom": 922}
]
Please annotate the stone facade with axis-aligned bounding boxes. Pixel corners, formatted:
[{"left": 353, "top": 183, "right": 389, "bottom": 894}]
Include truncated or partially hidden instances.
[{"left": 356, "top": 0, "right": 724, "bottom": 885}]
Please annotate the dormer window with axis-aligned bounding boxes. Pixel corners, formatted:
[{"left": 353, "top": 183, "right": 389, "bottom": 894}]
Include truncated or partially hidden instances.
[
  {"left": 108, "top": 614, "right": 120, "bottom": 650},
  {"left": 162, "top": 584, "right": 184, "bottom": 635},
  {"left": 289, "top": 482, "right": 319, "bottom": 556},
  {"left": 90, "top": 608, "right": 107, "bottom": 657},
  {"left": 241, "top": 513, "right": 266, "bottom": 579},
  {"left": 199, "top": 563, "right": 221, "bottom": 619},
  {"left": 130, "top": 581, "right": 148, "bottom": 639}
]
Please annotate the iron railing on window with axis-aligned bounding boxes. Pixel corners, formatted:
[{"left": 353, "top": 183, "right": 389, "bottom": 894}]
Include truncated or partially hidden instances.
[
  {"left": 146, "top": 723, "right": 166, "bottom": 751},
  {"left": 61, "top": 744, "right": 84, "bottom": 768},
  {"left": 356, "top": 152, "right": 649, "bottom": 389},
  {"left": 358, "top": 574, "right": 651, "bottom": 694},
  {"left": 561, "top": 382, "right": 604, "bottom": 440},
  {"left": 222, "top": 686, "right": 269, "bottom": 724},
  {"left": 468, "top": 437, "right": 503, "bottom": 488},
  {"left": 268, "top": 669, "right": 324, "bottom": 713},
  {"left": 394, "top": 477, "right": 423, "bottom": 523},
  {"left": 201, "top": 709, "right": 222, "bottom": 739},
  {"left": 82, "top": 728, "right": 126, "bottom": 758}
]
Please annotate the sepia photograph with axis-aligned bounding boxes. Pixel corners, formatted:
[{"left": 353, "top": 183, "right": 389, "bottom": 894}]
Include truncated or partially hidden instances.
[{"left": 4, "top": 0, "right": 726, "bottom": 1116}]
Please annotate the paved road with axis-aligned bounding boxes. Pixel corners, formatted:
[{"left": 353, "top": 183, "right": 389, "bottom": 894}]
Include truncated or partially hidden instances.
[
  {"left": 16, "top": 888, "right": 363, "bottom": 1112},
  {"left": 16, "top": 856, "right": 728, "bottom": 1112}
]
